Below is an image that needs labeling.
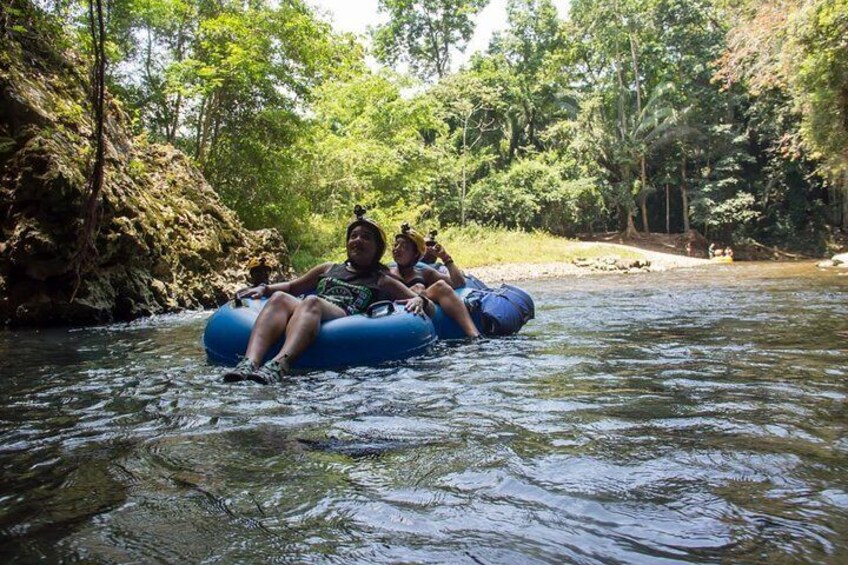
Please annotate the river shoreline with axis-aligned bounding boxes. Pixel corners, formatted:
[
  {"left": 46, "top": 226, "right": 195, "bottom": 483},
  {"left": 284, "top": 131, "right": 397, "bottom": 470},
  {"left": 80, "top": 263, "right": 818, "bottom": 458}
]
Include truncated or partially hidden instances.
[{"left": 470, "top": 242, "right": 711, "bottom": 284}]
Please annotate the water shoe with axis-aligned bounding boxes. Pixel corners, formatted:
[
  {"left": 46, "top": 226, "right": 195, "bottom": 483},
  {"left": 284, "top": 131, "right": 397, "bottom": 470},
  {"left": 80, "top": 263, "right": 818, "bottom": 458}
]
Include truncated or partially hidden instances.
[
  {"left": 247, "top": 359, "right": 289, "bottom": 385},
  {"left": 222, "top": 358, "right": 257, "bottom": 383}
]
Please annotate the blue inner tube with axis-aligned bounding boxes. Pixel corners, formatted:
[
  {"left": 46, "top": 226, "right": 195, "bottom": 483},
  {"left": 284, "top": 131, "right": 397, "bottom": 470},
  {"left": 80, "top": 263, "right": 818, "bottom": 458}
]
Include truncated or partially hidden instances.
[
  {"left": 204, "top": 298, "right": 437, "bottom": 369},
  {"left": 430, "top": 287, "right": 484, "bottom": 340}
]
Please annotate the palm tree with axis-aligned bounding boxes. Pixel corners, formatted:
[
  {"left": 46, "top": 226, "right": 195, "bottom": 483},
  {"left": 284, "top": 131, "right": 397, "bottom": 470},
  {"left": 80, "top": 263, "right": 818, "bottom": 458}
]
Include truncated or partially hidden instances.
[{"left": 587, "top": 82, "right": 692, "bottom": 237}]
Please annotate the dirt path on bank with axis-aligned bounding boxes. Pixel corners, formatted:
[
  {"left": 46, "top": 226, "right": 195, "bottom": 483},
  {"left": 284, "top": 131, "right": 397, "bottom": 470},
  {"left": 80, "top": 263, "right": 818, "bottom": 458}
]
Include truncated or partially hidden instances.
[{"left": 471, "top": 241, "right": 710, "bottom": 284}]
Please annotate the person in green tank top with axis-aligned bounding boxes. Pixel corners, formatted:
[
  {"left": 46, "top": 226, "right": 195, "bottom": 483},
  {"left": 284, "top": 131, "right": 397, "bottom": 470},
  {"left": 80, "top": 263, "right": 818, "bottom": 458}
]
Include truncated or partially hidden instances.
[{"left": 223, "top": 206, "right": 434, "bottom": 385}]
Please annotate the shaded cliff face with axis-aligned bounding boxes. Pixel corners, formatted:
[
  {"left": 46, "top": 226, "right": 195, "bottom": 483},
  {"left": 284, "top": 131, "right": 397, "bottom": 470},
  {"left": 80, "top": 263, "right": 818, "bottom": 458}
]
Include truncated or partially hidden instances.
[{"left": 0, "top": 1, "right": 289, "bottom": 326}]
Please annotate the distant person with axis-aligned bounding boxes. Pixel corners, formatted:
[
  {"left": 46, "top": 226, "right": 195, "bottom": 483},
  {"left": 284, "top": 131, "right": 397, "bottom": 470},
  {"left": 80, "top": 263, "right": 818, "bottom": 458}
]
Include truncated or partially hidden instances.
[
  {"left": 246, "top": 257, "right": 273, "bottom": 287},
  {"left": 223, "top": 206, "right": 433, "bottom": 384},
  {"left": 725, "top": 247, "right": 734, "bottom": 259},
  {"left": 708, "top": 243, "right": 716, "bottom": 259},
  {"left": 420, "top": 230, "right": 465, "bottom": 286},
  {"left": 714, "top": 247, "right": 724, "bottom": 257},
  {"left": 685, "top": 242, "right": 692, "bottom": 257},
  {"left": 390, "top": 223, "right": 480, "bottom": 338},
  {"left": 421, "top": 230, "right": 443, "bottom": 269}
]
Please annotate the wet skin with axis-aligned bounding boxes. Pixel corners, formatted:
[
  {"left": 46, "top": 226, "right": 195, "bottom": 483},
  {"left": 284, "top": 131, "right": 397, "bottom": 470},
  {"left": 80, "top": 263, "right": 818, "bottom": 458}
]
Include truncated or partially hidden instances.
[{"left": 391, "top": 236, "right": 480, "bottom": 338}]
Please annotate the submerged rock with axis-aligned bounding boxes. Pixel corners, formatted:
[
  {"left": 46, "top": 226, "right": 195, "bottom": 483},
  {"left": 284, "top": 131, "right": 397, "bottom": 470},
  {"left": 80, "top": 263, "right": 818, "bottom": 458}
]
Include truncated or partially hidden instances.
[{"left": 0, "top": 1, "right": 289, "bottom": 326}]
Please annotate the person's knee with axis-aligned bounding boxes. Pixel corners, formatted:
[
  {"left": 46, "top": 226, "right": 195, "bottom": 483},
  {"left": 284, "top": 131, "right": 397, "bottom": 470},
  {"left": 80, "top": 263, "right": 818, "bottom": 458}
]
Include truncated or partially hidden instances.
[
  {"left": 299, "top": 295, "right": 322, "bottom": 314},
  {"left": 428, "top": 280, "right": 451, "bottom": 298},
  {"left": 267, "top": 291, "right": 297, "bottom": 312}
]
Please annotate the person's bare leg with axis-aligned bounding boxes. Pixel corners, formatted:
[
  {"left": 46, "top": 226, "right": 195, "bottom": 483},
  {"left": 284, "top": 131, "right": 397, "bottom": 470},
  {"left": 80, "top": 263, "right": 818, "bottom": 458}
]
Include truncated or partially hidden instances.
[
  {"left": 244, "top": 292, "right": 300, "bottom": 364},
  {"left": 224, "top": 292, "right": 303, "bottom": 382},
  {"left": 426, "top": 280, "right": 480, "bottom": 338},
  {"left": 248, "top": 296, "right": 347, "bottom": 384},
  {"left": 272, "top": 296, "right": 346, "bottom": 369}
]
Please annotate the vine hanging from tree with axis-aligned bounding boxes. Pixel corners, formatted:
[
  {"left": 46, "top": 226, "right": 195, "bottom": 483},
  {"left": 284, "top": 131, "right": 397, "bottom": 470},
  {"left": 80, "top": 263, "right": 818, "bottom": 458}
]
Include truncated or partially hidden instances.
[{"left": 71, "top": 0, "right": 107, "bottom": 301}]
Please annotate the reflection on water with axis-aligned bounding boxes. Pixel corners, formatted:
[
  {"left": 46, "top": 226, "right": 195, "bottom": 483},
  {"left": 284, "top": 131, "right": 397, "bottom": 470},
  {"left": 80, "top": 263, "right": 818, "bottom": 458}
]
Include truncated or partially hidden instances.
[{"left": 1, "top": 262, "right": 847, "bottom": 563}]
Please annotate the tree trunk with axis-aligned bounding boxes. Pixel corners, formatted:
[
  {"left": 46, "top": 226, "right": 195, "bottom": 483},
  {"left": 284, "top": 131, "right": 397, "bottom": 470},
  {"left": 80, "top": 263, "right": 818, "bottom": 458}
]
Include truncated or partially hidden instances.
[
  {"left": 209, "top": 91, "right": 226, "bottom": 157},
  {"left": 681, "top": 155, "right": 690, "bottom": 232},
  {"left": 460, "top": 111, "right": 470, "bottom": 226},
  {"left": 629, "top": 33, "right": 643, "bottom": 116},
  {"left": 617, "top": 205, "right": 629, "bottom": 233},
  {"left": 460, "top": 153, "right": 467, "bottom": 227},
  {"left": 842, "top": 171, "right": 848, "bottom": 230},
  {"left": 614, "top": 57, "right": 626, "bottom": 138},
  {"left": 621, "top": 170, "right": 639, "bottom": 238},
  {"left": 527, "top": 106, "right": 537, "bottom": 150},
  {"left": 625, "top": 210, "right": 639, "bottom": 238},
  {"left": 631, "top": 34, "right": 650, "bottom": 234},
  {"left": 194, "top": 95, "right": 206, "bottom": 160},
  {"left": 507, "top": 116, "right": 520, "bottom": 164},
  {"left": 637, "top": 192, "right": 649, "bottom": 233},
  {"left": 199, "top": 91, "right": 217, "bottom": 163},
  {"left": 167, "top": 26, "right": 187, "bottom": 143},
  {"left": 639, "top": 157, "right": 650, "bottom": 233},
  {"left": 168, "top": 92, "right": 182, "bottom": 143},
  {"left": 422, "top": 14, "right": 446, "bottom": 79},
  {"left": 196, "top": 89, "right": 219, "bottom": 164}
]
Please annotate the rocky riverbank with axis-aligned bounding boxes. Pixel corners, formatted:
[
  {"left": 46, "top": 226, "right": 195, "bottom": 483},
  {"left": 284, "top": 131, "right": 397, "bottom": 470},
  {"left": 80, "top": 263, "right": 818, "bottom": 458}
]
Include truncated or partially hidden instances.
[
  {"left": 1, "top": 1, "right": 288, "bottom": 326},
  {"left": 472, "top": 243, "right": 709, "bottom": 284}
]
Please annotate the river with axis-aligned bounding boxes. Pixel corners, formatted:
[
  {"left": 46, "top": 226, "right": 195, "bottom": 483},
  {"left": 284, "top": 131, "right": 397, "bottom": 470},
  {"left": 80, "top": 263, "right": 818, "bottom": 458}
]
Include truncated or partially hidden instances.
[{"left": 1, "top": 262, "right": 847, "bottom": 563}]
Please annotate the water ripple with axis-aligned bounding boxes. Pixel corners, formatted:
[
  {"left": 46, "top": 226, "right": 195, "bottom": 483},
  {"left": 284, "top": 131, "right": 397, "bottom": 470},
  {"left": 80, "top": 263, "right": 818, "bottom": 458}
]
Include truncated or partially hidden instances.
[{"left": 1, "top": 262, "right": 848, "bottom": 562}]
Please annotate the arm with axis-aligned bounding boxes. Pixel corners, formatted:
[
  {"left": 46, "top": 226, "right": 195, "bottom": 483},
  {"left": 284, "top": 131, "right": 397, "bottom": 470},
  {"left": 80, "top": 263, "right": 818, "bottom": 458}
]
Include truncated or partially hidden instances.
[
  {"left": 421, "top": 265, "right": 451, "bottom": 288},
  {"left": 432, "top": 243, "right": 465, "bottom": 288},
  {"left": 238, "top": 262, "right": 332, "bottom": 299},
  {"left": 379, "top": 274, "right": 435, "bottom": 318}
]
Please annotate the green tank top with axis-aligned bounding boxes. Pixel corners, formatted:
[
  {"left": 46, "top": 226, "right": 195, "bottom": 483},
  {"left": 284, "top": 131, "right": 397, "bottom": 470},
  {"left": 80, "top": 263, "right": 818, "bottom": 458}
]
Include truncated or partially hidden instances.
[{"left": 315, "top": 263, "right": 385, "bottom": 315}]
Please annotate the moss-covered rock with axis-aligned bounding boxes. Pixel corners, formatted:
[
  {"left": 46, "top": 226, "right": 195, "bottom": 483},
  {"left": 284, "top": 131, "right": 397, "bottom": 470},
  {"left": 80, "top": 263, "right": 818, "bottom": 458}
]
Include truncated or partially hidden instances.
[{"left": 0, "top": 1, "right": 290, "bottom": 326}]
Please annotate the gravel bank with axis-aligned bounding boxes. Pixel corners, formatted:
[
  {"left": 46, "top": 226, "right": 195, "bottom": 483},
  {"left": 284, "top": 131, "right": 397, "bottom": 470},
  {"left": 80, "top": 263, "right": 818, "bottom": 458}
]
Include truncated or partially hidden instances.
[{"left": 470, "top": 242, "right": 710, "bottom": 284}]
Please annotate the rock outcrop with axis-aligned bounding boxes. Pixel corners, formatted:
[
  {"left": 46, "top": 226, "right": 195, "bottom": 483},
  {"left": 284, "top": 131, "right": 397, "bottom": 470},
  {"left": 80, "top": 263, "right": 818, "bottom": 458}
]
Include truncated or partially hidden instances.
[
  {"left": 819, "top": 252, "right": 848, "bottom": 268},
  {"left": 0, "top": 1, "right": 289, "bottom": 326},
  {"left": 572, "top": 256, "right": 652, "bottom": 273}
]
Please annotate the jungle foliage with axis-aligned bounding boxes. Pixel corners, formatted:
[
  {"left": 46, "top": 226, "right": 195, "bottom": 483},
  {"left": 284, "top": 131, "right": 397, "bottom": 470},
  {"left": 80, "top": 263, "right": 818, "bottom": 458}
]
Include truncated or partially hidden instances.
[{"left": 22, "top": 0, "right": 848, "bottom": 261}]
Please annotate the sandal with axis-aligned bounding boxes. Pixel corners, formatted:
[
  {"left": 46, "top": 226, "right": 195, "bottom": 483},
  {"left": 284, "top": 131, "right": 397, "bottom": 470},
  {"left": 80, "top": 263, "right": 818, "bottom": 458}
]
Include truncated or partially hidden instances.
[
  {"left": 222, "top": 358, "right": 257, "bottom": 383},
  {"left": 247, "top": 359, "right": 289, "bottom": 385}
]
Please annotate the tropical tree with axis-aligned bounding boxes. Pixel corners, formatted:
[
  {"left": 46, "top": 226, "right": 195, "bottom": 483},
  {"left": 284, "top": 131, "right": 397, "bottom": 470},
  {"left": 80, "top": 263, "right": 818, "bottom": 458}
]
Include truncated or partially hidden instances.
[
  {"left": 484, "top": 0, "right": 573, "bottom": 162},
  {"left": 430, "top": 72, "right": 502, "bottom": 225},
  {"left": 372, "top": 0, "right": 489, "bottom": 80},
  {"left": 576, "top": 82, "right": 690, "bottom": 236},
  {"left": 567, "top": 0, "right": 735, "bottom": 235},
  {"left": 467, "top": 156, "right": 604, "bottom": 234},
  {"left": 716, "top": 0, "right": 848, "bottom": 229},
  {"left": 301, "top": 71, "right": 446, "bottom": 230}
]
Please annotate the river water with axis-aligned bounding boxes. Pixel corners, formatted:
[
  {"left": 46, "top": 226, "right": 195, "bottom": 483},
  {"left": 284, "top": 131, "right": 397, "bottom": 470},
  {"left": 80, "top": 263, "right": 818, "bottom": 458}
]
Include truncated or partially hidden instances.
[{"left": 1, "top": 262, "right": 847, "bottom": 563}]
